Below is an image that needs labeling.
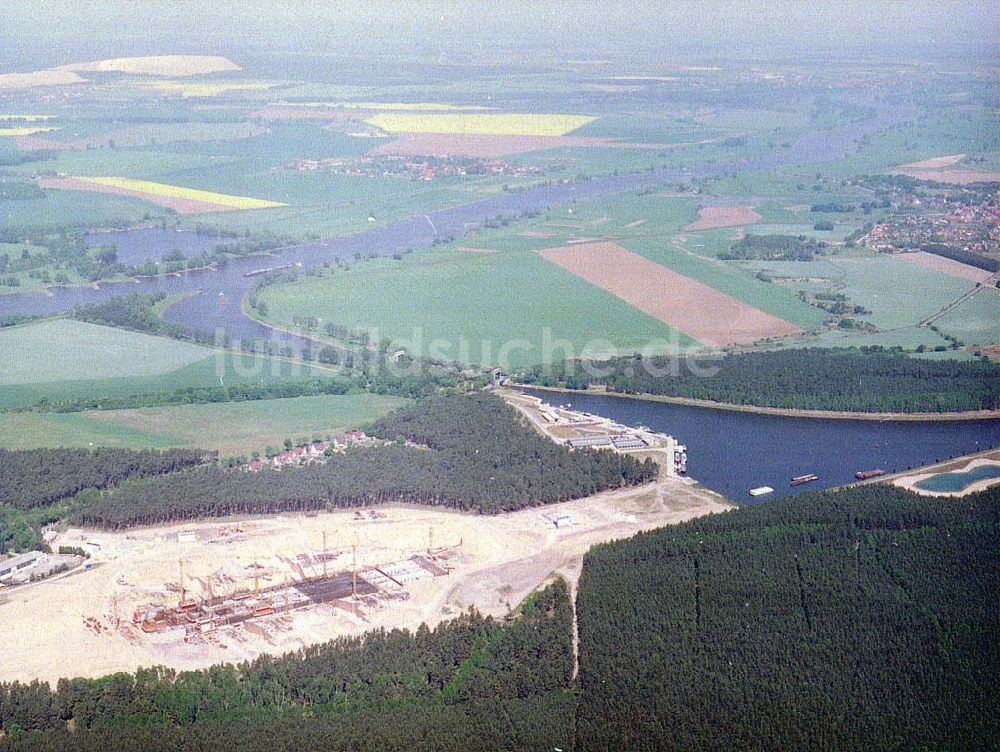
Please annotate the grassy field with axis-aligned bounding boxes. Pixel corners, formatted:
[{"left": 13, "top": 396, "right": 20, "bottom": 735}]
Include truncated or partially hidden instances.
[
  {"left": 460, "top": 192, "right": 699, "bottom": 253},
  {"left": 0, "top": 190, "right": 166, "bottom": 232},
  {"left": 258, "top": 248, "right": 695, "bottom": 368},
  {"left": 0, "top": 412, "right": 184, "bottom": 450},
  {"left": 737, "top": 255, "right": 976, "bottom": 330},
  {"left": 73, "top": 122, "right": 265, "bottom": 149},
  {"left": 6, "top": 147, "right": 211, "bottom": 180},
  {"left": 82, "top": 393, "right": 409, "bottom": 453},
  {"left": 365, "top": 112, "right": 596, "bottom": 135},
  {"left": 0, "top": 393, "right": 406, "bottom": 452},
  {"left": 0, "top": 319, "right": 210, "bottom": 384},
  {"left": 934, "top": 288, "right": 1000, "bottom": 346},
  {"left": 0, "top": 320, "right": 336, "bottom": 410},
  {"left": 143, "top": 81, "right": 277, "bottom": 98},
  {"left": 177, "top": 177, "right": 494, "bottom": 239}
]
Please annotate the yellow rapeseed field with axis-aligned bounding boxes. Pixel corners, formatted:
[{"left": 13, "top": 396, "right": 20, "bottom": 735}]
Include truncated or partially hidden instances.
[
  {"left": 0, "top": 126, "right": 59, "bottom": 137},
  {"left": 75, "top": 177, "right": 287, "bottom": 210},
  {"left": 365, "top": 112, "right": 596, "bottom": 136}
]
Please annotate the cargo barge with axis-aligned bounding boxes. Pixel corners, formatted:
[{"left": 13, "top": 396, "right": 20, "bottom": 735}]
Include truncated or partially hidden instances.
[
  {"left": 748, "top": 486, "right": 774, "bottom": 497},
  {"left": 854, "top": 468, "right": 887, "bottom": 480},
  {"left": 243, "top": 263, "right": 296, "bottom": 278},
  {"left": 790, "top": 473, "right": 819, "bottom": 486}
]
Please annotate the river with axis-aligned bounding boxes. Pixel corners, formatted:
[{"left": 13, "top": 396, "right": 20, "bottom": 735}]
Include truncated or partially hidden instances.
[
  {"left": 518, "top": 387, "right": 1000, "bottom": 502},
  {"left": 6, "top": 110, "right": 996, "bottom": 502},
  {"left": 0, "top": 110, "right": 908, "bottom": 349}
]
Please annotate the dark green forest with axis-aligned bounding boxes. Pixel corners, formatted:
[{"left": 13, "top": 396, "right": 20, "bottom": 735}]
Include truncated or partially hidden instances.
[
  {"left": 4, "top": 481, "right": 997, "bottom": 750},
  {"left": 721, "top": 233, "right": 827, "bottom": 261},
  {"left": 0, "top": 448, "right": 212, "bottom": 511},
  {"left": 520, "top": 347, "right": 1000, "bottom": 412},
  {"left": 575, "top": 484, "right": 1000, "bottom": 751},
  {"left": 65, "top": 393, "right": 655, "bottom": 528},
  {"left": 0, "top": 448, "right": 212, "bottom": 553},
  {"left": 0, "top": 581, "right": 575, "bottom": 751}
]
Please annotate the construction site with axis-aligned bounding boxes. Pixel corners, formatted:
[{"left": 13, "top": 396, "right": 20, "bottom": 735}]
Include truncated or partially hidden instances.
[
  {"left": 0, "top": 468, "right": 730, "bottom": 685},
  {"left": 134, "top": 544, "right": 452, "bottom": 639}
]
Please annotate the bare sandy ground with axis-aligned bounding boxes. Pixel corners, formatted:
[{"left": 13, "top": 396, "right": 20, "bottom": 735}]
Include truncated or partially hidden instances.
[
  {"left": 889, "top": 154, "right": 1000, "bottom": 184},
  {"left": 892, "top": 458, "right": 1000, "bottom": 498},
  {"left": 897, "top": 154, "right": 967, "bottom": 170},
  {"left": 0, "top": 69, "right": 85, "bottom": 90},
  {"left": 895, "top": 251, "right": 993, "bottom": 283},
  {"left": 539, "top": 241, "right": 800, "bottom": 345},
  {"left": 38, "top": 176, "right": 234, "bottom": 215},
  {"left": 684, "top": 205, "right": 761, "bottom": 231},
  {"left": 893, "top": 169, "right": 1000, "bottom": 184},
  {"left": 57, "top": 55, "right": 240, "bottom": 77},
  {"left": 0, "top": 481, "right": 729, "bottom": 685}
]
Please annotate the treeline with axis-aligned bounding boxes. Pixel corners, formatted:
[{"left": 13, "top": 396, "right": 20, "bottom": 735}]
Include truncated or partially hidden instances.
[
  {"left": 921, "top": 242, "right": 1000, "bottom": 273},
  {"left": 721, "top": 233, "right": 827, "bottom": 261},
  {"left": 71, "top": 393, "right": 656, "bottom": 528},
  {"left": 72, "top": 293, "right": 220, "bottom": 346},
  {"left": 0, "top": 581, "right": 574, "bottom": 751},
  {"left": 0, "top": 448, "right": 212, "bottom": 511},
  {"left": 520, "top": 347, "right": 1000, "bottom": 412},
  {"left": 575, "top": 484, "right": 1000, "bottom": 751},
  {"left": 14, "top": 368, "right": 463, "bottom": 415}
]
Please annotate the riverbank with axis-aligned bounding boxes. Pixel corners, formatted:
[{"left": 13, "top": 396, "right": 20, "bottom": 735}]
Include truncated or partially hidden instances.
[
  {"left": 514, "top": 384, "right": 1000, "bottom": 422},
  {"left": 847, "top": 447, "right": 1000, "bottom": 490}
]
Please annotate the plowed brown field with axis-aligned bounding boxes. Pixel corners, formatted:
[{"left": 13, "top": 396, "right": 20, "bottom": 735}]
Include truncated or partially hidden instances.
[
  {"left": 539, "top": 241, "right": 800, "bottom": 345},
  {"left": 684, "top": 205, "right": 761, "bottom": 231}
]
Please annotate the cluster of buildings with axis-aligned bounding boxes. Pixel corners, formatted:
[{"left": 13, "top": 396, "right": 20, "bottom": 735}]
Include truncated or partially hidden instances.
[
  {"left": 517, "top": 394, "right": 688, "bottom": 476},
  {"left": 861, "top": 188, "right": 1000, "bottom": 257},
  {"left": 281, "top": 155, "right": 540, "bottom": 181},
  {"left": 247, "top": 430, "right": 373, "bottom": 472},
  {"left": 0, "top": 550, "right": 82, "bottom": 587}
]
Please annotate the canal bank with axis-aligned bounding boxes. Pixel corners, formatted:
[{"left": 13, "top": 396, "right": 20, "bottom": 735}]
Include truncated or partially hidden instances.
[
  {"left": 515, "top": 384, "right": 1000, "bottom": 422},
  {"left": 517, "top": 387, "right": 1000, "bottom": 503}
]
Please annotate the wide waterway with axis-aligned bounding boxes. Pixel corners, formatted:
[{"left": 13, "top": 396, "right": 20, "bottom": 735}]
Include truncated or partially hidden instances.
[
  {"left": 0, "top": 110, "right": 908, "bottom": 348},
  {"left": 518, "top": 387, "right": 1000, "bottom": 502}
]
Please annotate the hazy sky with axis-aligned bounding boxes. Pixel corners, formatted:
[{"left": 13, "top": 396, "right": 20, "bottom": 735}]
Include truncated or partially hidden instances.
[{"left": 2, "top": 1, "right": 998, "bottom": 70}]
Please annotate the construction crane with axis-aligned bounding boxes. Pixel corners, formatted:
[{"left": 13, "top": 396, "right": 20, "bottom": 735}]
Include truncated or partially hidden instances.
[
  {"left": 351, "top": 543, "right": 357, "bottom": 598},
  {"left": 179, "top": 559, "right": 186, "bottom": 605}
]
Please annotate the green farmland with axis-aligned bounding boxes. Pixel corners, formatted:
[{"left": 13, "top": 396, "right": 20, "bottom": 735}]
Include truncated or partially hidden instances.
[
  {"left": 0, "top": 319, "right": 209, "bottom": 384},
  {"left": 935, "top": 288, "right": 1000, "bottom": 347},
  {"left": 0, "top": 319, "right": 335, "bottom": 410},
  {"left": 257, "top": 248, "right": 695, "bottom": 368},
  {"left": 0, "top": 393, "right": 408, "bottom": 453},
  {"left": 821, "top": 256, "right": 975, "bottom": 331}
]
